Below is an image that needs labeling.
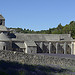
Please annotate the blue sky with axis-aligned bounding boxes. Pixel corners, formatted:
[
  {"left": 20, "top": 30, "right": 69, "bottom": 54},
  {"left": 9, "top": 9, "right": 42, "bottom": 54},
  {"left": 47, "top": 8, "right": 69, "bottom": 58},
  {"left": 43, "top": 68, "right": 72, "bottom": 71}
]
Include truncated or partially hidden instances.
[{"left": 0, "top": 0, "right": 75, "bottom": 31}]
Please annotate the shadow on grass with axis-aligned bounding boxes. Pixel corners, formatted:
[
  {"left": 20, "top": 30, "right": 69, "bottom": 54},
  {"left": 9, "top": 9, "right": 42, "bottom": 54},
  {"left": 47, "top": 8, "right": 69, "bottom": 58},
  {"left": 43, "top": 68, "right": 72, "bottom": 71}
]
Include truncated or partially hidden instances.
[{"left": 0, "top": 60, "right": 70, "bottom": 75}]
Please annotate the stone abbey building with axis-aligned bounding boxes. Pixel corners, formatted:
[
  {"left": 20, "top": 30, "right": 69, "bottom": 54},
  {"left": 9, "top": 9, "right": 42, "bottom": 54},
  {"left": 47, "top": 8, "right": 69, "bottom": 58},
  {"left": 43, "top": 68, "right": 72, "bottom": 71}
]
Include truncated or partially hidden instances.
[{"left": 0, "top": 14, "right": 75, "bottom": 54}]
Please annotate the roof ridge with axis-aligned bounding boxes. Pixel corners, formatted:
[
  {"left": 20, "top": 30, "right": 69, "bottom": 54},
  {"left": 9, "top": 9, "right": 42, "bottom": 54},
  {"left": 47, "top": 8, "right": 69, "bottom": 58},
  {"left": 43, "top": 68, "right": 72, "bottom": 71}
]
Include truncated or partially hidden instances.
[{"left": 0, "top": 33, "right": 10, "bottom": 41}]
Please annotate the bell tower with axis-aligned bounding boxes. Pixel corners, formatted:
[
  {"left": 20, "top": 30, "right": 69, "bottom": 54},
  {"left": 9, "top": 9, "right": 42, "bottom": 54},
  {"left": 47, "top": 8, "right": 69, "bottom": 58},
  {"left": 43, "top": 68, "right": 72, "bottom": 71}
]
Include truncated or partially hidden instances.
[
  {"left": 0, "top": 14, "right": 5, "bottom": 26},
  {"left": 0, "top": 14, "right": 8, "bottom": 33}
]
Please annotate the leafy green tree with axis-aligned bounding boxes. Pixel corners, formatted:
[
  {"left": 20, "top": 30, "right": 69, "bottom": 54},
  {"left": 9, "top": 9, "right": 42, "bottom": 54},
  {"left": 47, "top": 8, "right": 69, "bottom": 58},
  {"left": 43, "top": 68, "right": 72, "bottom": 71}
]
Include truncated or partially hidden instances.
[
  {"left": 57, "top": 23, "right": 63, "bottom": 34},
  {"left": 62, "top": 24, "right": 70, "bottom": 34},
  {"left": 48, "top": 28, "right": 52, "bottom": 34},
  {"left": 9, "top": 20, "right": 75, "bottom": 38}
]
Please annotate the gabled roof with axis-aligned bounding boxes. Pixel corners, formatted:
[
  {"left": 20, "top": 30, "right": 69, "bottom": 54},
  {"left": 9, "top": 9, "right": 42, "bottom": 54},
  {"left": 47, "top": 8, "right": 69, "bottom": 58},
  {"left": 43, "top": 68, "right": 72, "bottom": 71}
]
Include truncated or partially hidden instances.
[
  {"left": 0, "top": 25, "right": 8, "bottom": 31},
  {"left": 0, "top": 14, "right": 5, "bottom": 19},
  {"left": 14, "top": 33, "right": 73, "bottom": 42},
  {"left": 0, "top": 33, "right": 11, "bottom": 41},
  {"left": 25, "top": 41, "right": 37, "bottom": 46},
  {"left": 44, "top": 34, "right": 73, "bottom": 41},
  {"left": 12, "top": 33, "right": 73, "bottom": 47},
  {"left": 15, "top": 33, "right": 46, "bottom": 41},
  {"left": 15, "top": 42, "right": 25, "bottom": 48}
]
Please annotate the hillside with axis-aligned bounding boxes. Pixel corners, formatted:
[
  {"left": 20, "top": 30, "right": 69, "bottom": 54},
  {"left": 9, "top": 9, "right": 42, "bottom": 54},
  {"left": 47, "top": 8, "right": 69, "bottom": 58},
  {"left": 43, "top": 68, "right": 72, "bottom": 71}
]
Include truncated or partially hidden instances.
[{"left": 9, "top": 21, "right": 75, "bottom": 38}]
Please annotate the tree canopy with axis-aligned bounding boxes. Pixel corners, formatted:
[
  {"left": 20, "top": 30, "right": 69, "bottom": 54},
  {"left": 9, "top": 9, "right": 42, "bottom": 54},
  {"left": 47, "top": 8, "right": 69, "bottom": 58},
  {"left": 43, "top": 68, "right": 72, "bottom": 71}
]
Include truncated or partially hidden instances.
[{"left": 9, "top": 21, "right": 75, "bottom": 38}]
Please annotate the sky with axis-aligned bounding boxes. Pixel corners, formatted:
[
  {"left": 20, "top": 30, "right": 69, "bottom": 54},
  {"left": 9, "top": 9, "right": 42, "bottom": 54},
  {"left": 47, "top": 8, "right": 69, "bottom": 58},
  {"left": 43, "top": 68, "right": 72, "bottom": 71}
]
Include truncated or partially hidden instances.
[{"left": 0, "top": 0, "right": 75, "bottom": 31}]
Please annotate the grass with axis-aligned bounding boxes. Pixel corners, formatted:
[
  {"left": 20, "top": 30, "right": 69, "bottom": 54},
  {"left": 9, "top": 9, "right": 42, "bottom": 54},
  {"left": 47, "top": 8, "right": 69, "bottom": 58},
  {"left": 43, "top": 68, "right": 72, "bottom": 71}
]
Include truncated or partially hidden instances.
[{"left": 0, "top": 60, "right": 74, "bottom": 75}]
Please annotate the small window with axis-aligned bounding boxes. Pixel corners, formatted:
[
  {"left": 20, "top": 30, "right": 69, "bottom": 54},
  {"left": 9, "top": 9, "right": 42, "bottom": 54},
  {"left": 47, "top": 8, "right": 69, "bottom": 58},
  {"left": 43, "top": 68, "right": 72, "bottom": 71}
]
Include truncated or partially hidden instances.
[
  {"left": 0, "top": 20, "right": 2, "bottom": 25},
  {"left": 3, "top": 46, "right": 6, "bottom": 50},
  {"left": 60, "top": 38, "right": 64, "bottom": 40}
]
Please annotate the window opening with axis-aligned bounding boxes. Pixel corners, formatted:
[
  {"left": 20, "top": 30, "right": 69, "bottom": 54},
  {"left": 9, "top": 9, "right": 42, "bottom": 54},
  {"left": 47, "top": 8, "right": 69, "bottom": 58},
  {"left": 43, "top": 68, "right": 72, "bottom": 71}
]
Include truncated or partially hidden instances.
[
  {"left": 3, "top": 46, "right": 6, "bottom": 50},
  {"left": 0, "top": 20, "right": 2, "bottom": 25}
]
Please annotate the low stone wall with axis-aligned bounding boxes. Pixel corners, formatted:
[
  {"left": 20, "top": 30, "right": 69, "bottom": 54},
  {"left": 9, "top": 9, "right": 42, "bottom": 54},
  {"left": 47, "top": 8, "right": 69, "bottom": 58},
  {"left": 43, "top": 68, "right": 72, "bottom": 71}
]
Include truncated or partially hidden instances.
[{"left": 0, "top": 50, "right": 75, "bottom": 67}]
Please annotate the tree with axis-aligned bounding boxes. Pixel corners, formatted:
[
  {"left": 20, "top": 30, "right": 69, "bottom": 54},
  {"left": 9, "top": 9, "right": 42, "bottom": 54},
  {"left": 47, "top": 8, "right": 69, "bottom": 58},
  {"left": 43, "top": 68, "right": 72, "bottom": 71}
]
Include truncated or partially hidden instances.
[
  {"left": 62, "top": 24, "right": 70, "bottom": 34},
  {"left": 48, "top": 28, "right": 52, "bottom": 34},
  {"left": 57, "top": 23, "right": 63, "bottom": 33}
]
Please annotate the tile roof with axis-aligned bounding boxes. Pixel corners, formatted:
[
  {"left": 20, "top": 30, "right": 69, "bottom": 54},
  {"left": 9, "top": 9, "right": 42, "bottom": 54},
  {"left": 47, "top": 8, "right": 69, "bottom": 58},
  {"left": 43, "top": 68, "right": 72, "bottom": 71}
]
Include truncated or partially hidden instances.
[
  {"left": 0, "top": 25, "right": 8, "bottom": 31},
  {"left": 0, "top": 33, "right": 11, "bottom": 41},
  {"left": 15, "top": 42, "right": 25, "bottom": 48},
  {"left": 12, "top": 33, "right": 73, "bottom": 46}
]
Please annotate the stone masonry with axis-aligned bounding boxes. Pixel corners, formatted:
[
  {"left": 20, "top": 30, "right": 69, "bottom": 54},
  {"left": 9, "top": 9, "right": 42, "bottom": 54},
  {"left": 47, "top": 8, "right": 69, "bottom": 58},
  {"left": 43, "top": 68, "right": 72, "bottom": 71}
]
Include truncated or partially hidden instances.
[{"left": 0, "top": 50, "right": 75, "bottom": 67}]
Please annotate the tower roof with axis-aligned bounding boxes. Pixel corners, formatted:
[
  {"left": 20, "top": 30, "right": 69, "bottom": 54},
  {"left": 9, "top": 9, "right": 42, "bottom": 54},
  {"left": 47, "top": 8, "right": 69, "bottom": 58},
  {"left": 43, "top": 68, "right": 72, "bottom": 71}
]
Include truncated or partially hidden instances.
[
  {"left": 0, "top": 14, "right": 5, "bottom": 19},
  {"left": 0, "top": 33, "right": 11, "bottom": 41},
  {"left": 0, "top": 25, "right": 8, "bottom": 31}
]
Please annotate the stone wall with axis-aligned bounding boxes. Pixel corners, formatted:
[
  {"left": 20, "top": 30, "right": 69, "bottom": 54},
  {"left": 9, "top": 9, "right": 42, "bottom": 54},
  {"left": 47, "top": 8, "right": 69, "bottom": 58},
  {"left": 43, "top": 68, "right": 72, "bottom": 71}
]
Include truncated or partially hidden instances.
[{"left": 0, "top": 50, "right": 75, "bottom": 67}]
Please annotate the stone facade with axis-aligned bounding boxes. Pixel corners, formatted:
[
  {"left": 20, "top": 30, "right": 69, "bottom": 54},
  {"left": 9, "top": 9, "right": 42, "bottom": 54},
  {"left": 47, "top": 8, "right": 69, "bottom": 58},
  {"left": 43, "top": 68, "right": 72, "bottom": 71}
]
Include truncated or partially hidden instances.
[
  {"left": 0, "top": 50, "right": 75, "bottom": 67},
  {"left": 0, "top": 14, "right": 75, "bottom": 55},
  {"left": 35, "top": 41, "right": 74, "bottom": 54}
]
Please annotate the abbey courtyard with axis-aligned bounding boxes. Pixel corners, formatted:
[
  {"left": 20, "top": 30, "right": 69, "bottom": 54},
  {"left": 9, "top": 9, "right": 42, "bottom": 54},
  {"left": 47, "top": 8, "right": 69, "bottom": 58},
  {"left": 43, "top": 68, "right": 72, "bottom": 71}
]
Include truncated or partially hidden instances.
[{"left": 0, "top": 14, "right": 75, "bottom": 55}]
